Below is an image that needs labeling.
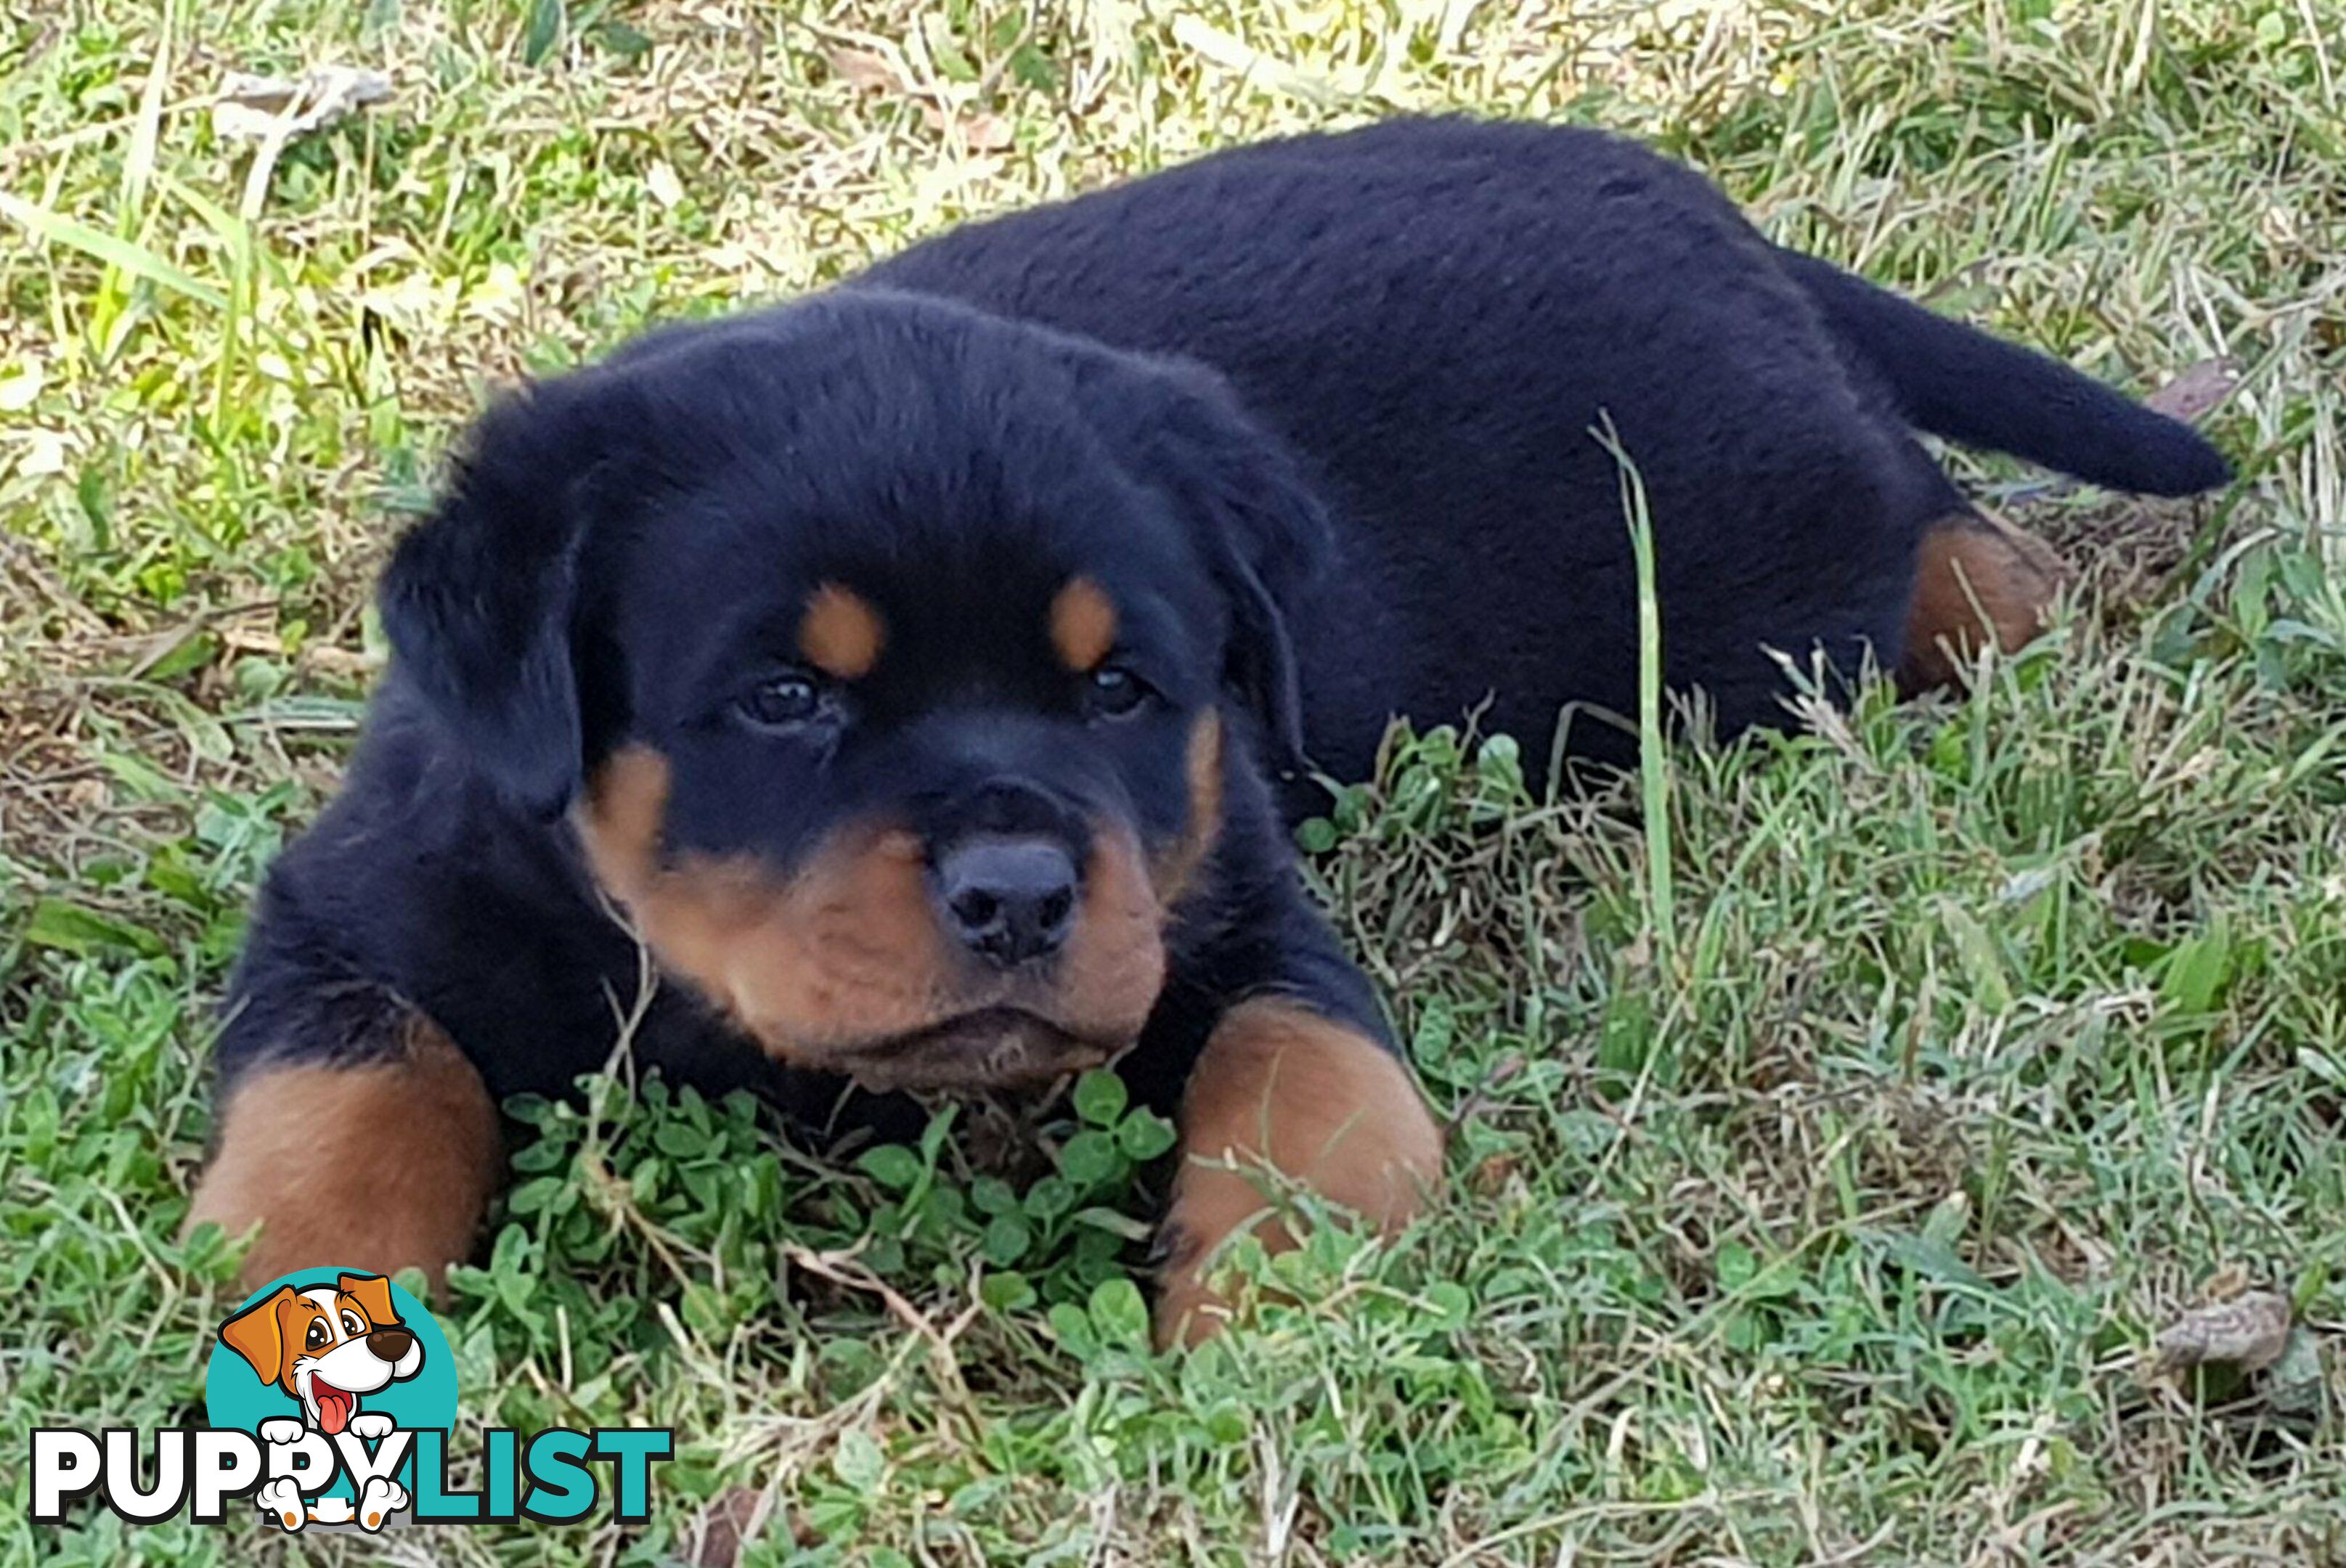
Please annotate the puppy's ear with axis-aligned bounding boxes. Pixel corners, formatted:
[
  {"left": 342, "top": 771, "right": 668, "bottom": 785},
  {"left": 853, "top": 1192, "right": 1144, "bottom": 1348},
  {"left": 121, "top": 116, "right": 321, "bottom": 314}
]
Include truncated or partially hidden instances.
[
  {"left": 337, "top": 1272, "right": 400, "bottom": 1329},
  {"left": 219, "top": 1285, "right": 298, "bottom": 1384},
  {"left": 1105, "top": 356, "right": 1333, "bottom": 773},
  {"left": 378, "top": 383, "right": 614, "bottom": 817}
]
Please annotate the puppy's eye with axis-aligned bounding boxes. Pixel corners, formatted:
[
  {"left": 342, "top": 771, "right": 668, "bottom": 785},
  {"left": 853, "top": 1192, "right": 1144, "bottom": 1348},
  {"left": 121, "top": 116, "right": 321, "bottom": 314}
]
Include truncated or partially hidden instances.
[
  {"left": 1080, "top": 664, "right": 1152, "bottom": 720},
  {"left": 735, "top": 673, "right": 829, "bottom": 730},
  {"left": 341, "top": 1310, "right": 365, "bottom": 1337},
  {"left": 305, "top": 1320, "right": 329, "bottom": 1349}
]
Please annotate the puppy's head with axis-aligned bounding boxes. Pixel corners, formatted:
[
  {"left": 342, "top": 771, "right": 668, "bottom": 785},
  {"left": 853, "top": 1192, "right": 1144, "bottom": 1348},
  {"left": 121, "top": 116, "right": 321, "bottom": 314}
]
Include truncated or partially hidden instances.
[
  {"left": 218, "top": 1273, "right": 423, "bottom": 1435},
  {"left": 381, "top": 293, "right": 1328, "bottom": 1090}
]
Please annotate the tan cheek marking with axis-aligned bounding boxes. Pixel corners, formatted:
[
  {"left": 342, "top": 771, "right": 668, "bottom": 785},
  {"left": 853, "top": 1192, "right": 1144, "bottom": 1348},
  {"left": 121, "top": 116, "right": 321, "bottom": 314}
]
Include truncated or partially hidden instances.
[
  {"left": 1050, "top": 576, "right": 1118, "bottom": 671},
  {"left": 1154, "top": 999, "right": 1444, "bottom": 1349},
  {"left": 575, "top": 743, "right": 671, "bottom": 893},
  {"left": 799, "top": 583, "right": 886, "bottom": 680},
  {"left": 184, "top": 1021, "right": 502, "bottom": 1302},
  {"left": 1057, "top": 822, "right": 1171, "bottom": 1040},
  {"left": 1898, "top": 511, "right": 2065, "bottom": 693},
  {"left": 1151, "top": 709, "right": 1224, "bottom": 905},
  {"left": 574, "top": 748, "right": 970, "bottom": 1058}
]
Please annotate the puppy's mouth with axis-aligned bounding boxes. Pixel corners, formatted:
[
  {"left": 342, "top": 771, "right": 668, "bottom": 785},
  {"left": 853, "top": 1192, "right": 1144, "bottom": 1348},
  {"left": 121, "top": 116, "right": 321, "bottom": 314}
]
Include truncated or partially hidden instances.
[
  {"left": 309, "top": 1379, "right": 355, "bottom": 1436},
  {"left": 826, "top": 1006, "right": 1130, "bottom": 1093}
]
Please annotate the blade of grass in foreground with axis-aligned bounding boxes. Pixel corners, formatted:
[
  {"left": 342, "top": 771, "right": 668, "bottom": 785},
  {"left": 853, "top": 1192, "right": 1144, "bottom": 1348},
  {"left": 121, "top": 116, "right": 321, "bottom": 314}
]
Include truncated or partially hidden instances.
[
  {"left": 1592, "top": 412, "right": 1675, "bottom": 963},
  {"left": 0, "top": 190, "right": 226, "bottom": 310}
]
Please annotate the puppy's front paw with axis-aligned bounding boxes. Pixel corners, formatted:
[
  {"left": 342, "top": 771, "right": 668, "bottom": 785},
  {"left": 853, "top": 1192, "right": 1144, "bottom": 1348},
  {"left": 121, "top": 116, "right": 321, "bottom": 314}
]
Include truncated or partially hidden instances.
[
  {"left": 357, "top": 1477, "right": 410, "bottom": 1531},
  {"left": 257, "top": 1417, "right": 306, "bottom": 1447},
  {"left": 346, "top": 1412, "right": 394, "bottom": 1442},
  {"left": 256, "top": 1477, "right": 306, "bottom": 1532}
]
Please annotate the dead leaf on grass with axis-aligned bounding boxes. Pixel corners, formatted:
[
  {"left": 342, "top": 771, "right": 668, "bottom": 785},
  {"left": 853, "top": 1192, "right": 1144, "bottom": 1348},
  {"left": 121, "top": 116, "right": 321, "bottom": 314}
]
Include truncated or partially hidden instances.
[
  {"left": 1469, "top": 1153, "right": 1518, "bottom": 1196},
  {"left": 2141, "top": 356, "right": 2241, "bottom": 427},
  {"left": 212, "top": 65, "right": 392, "bottom": 142},
  {"left": 960, "top": 111, "right": 1014, "bottom": 151},
  {"left": 823, "top": 46, "right": 905, "bottom": 94},
  {"left": 685, "top": 1487, "right": 770, "bottom": 1568},
  {"left": 916, "top": 101, "right": 1014, "bottom": 150},
  {"left": 2154, "top": 1289, "right": 2292, "bottom": 1376},
  {"left": 826, "top": 44, "right": 1011, "bottom": 150}
]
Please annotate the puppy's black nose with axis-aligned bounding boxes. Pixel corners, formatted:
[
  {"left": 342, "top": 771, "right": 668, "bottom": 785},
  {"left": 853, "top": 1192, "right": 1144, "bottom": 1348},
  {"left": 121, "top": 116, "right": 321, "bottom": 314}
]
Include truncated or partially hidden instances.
[
  {"left": 367, "top": 1326, "right": 415, "bottom": 1360},
  {"left": 933, "top": 837, "right": 1078, "bottom": 967}
]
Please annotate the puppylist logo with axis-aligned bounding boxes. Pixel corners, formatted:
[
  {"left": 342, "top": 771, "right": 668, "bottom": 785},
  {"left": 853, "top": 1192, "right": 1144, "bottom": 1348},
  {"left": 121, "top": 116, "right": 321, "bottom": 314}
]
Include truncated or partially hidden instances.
[{"left": 30, "top": 1267, "right": 672, "bottom": 1532}]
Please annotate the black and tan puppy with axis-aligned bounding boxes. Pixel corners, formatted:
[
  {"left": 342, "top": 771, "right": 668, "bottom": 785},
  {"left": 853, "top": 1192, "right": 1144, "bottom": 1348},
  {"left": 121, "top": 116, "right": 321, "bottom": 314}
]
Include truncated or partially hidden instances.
[{"left": 188, "top": 118, "right": 2226, "bottom": 1345}]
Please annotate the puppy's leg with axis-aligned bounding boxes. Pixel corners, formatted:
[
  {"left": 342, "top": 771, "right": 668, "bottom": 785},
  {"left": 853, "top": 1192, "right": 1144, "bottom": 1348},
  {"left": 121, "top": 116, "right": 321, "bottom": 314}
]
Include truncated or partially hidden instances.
[
  {"left": 1155, "top": 999, "right": 1443, "bottom": 1349},
  {"left": 186, "top": 1018, "right": 500, "bottom": 1293},
  {"left": 1898, "top": 510, "right": 2067, "bottom": 693}
]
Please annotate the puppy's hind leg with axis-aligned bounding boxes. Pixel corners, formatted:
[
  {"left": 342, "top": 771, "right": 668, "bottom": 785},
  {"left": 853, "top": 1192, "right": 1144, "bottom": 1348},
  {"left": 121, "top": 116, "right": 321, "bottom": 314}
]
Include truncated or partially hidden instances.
[
  {"left": 1897, "top": 510, "right": 2069, "bottom": 694},
  {"left": 186, "top": 1016, "right": 501, "bottom": 1294}
]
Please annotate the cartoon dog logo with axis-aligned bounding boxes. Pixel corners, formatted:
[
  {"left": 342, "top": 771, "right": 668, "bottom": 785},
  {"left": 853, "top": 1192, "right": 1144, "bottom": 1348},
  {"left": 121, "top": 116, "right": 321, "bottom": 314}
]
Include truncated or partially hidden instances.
[{"left": 218, "top": 1272, "right": 421, "bottom": 1530}]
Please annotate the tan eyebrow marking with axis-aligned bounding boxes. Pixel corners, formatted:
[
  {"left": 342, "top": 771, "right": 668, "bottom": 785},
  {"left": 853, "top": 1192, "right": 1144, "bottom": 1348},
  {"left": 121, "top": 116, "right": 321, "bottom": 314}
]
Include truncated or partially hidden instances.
[
  {"left": 1049, "top": 576, "right": 1117, "bottom": 672},
  {"left": 798, "top": 583, "right": 886, "bottom": 679}
]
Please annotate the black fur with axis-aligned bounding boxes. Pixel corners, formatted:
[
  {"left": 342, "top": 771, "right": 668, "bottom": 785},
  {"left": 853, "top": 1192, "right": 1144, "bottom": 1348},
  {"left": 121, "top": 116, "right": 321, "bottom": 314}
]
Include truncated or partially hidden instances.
[
  {"left": 1772, "top": 249, "right": 2231, "bottom": 496},
  {"left": 215, "top": 117, "right": 2227, "bottom": 1177}
]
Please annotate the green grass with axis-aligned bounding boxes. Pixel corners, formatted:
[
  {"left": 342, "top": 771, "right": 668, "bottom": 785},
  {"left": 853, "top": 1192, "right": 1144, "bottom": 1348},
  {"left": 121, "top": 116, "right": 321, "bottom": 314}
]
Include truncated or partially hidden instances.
[{"left": 4, "top": 0, "right": 2343, "bottom": 1560}]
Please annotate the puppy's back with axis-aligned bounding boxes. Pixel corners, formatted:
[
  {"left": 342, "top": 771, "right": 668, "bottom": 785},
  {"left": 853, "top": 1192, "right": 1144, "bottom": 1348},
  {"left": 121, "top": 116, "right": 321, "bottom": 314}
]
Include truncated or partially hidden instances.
[{"left": 864, "top": 116, "right": 1934, "bottom": 773}]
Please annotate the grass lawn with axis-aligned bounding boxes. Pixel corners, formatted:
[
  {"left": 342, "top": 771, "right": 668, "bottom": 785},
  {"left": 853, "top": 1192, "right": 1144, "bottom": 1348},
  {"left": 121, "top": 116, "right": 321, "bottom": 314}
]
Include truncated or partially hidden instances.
[{"left": 4, "top": 0, "right": 2344, "bottom": 1560}]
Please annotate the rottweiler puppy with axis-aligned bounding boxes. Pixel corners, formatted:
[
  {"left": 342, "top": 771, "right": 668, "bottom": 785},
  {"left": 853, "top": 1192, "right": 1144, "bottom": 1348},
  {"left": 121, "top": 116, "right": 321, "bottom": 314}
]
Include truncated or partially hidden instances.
[{"left": 188, "top": 118, "right": 2226, "bottom": 1346}]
